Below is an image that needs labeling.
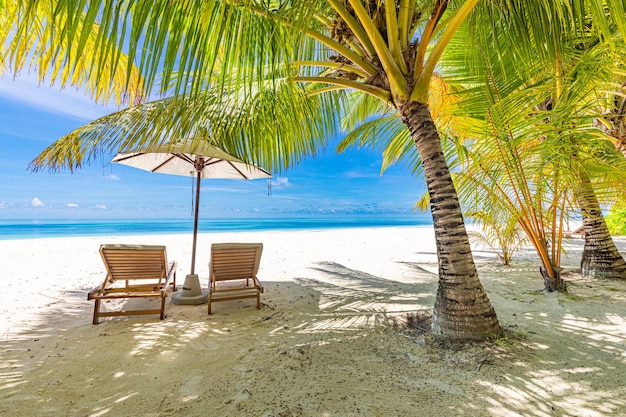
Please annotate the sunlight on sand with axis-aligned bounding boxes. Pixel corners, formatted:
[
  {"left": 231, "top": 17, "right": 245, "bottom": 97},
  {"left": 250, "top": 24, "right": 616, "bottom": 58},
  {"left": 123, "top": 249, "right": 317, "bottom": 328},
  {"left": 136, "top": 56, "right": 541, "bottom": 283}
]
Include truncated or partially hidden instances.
[{"left": 0, "top": 229, "right": 625, "bottom": 416}]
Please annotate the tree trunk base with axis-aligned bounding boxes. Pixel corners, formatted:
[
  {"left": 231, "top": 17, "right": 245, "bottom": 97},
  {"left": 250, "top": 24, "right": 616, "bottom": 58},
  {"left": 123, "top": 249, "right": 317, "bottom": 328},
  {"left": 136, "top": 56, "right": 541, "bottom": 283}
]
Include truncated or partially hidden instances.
[
  {"left": 431, "top": 284, "right": 502, "bottom": 340},
  {"left": 581, "top": 251, "right": 626, "bottom": 279},
  {"left": 578, "top": 192, "right": 626, "bottom": 280},
  {"left": 540, "top": 266, "right": 567, "bottom": 292}
]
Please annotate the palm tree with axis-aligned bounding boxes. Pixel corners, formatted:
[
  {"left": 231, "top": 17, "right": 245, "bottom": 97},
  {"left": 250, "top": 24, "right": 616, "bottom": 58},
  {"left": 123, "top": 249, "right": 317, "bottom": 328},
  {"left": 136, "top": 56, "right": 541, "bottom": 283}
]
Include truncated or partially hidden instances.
[
  {"left": 585, "top": 80, "right": 626, "bottom": 278},
  {"left": 597, "top": 82, "right": 626, "bottom": 158},
  {"left": 498, "top": 7, "right": 626, "bottom": 281},
  {"left": 7, "top": 0, "right": 626, "bottom": 337},
  {"left": 466, "top": 211, "right": 529, "bottom": 266},
  {"left": 442, "top": 2, "right": 626, "bottom": 286},
  {"left": 0, "top": 1, "right": 144, "bottom": 106},
  {"left": 575, "top": 169, "right": 626, "bottom": 278}
]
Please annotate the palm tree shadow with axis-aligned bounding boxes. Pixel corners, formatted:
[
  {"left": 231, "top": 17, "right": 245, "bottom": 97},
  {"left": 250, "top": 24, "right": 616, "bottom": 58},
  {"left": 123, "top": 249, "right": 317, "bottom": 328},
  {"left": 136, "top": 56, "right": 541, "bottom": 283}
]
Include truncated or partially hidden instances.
[
  {"left": 4, "top": 253, "right": 625, "bottom": 416},
  {"left": 285, "top": 261, "right": 436, "bottom": 333}
]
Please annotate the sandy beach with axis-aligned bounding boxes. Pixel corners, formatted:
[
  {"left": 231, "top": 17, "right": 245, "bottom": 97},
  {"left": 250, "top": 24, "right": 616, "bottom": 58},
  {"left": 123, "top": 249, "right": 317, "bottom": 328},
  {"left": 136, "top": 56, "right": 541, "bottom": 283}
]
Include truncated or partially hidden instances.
[{"left": 1, "top": 225, "right": 625, "bottom": 416}]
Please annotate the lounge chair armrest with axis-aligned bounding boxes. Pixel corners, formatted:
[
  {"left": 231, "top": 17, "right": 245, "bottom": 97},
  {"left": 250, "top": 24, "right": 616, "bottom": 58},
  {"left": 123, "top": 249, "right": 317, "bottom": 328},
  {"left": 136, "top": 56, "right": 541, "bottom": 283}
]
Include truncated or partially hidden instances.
[
  {"left": 87, "top": 285, "right": 104, "bottom": 300},
  {"left": 255, "top": 276, "right": 264, "bottom": 292},
  {"left": 165, "top": 261, "right": 178, "bottom": 289}
]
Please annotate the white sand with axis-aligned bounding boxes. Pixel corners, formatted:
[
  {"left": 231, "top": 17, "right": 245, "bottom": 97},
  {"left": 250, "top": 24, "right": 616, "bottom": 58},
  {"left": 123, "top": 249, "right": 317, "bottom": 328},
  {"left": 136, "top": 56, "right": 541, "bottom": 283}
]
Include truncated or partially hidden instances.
[{"left": 1, "top": 226, "right": 625, "bottom": 416}]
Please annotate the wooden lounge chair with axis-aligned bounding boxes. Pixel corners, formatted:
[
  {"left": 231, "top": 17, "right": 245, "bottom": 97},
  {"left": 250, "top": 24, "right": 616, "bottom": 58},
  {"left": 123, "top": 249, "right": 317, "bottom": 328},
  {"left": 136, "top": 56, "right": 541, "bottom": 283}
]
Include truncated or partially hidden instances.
[
  {"left": 563, "top": 224, "right": 585, "bottom": 239},
  {"left": 208, "top": 242, "right": 264, "bottom": 314},
  {"left": 88, "top": 244, "right": 177, "bottom": 324}
]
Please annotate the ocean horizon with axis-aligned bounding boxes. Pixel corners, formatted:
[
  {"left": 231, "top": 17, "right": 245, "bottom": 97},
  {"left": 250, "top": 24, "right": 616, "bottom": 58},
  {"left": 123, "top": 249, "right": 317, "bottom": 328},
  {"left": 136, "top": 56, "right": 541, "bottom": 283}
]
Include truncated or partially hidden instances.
[{"left": 0, "top": 214, "right": 433, "bottom": 240}]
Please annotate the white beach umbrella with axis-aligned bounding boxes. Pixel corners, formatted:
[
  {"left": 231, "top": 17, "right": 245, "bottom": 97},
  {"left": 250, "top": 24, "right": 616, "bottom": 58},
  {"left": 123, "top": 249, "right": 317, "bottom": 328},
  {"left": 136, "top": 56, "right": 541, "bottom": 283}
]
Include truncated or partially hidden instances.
[{"left": 112, "top": 141, "right": 272, "bottom": 305}]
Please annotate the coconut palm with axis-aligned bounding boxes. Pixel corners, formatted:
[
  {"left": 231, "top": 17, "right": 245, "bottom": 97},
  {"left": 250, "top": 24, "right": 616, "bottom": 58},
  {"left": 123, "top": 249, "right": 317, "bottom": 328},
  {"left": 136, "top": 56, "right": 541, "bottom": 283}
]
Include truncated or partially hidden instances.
[
  {"left": 575, "top": 169, "right": 626, "bottom": 278},
  {"left": 479, "top": 4, "right": 626, "bottom": 281},
  {"left": 7, "top": 0, "right": 626, "bottom": 337},
  {"left": 334, "top": 2, "right": 626, "bottom": 288},
  {"left": 441, "top": 2, "right": 626, "bottom": 286},
  {"left": 585, "top": 79, "right": 626, "bottom": 277},
  {"left": 0, "top": 1, "right": 144, "bottom": 106},
  {"left": 466, "top": 212, "right": 529, "bottom": 267},
  {"left": 598, "top": 83, "right": 626, "bottom": 159}
]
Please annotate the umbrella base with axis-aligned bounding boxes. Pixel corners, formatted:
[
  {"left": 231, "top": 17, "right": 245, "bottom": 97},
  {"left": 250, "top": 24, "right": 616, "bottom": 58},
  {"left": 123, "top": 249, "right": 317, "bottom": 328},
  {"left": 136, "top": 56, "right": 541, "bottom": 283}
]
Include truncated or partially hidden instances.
[{"left": 171, "top": 274, "right": 208, "bottom": 305}]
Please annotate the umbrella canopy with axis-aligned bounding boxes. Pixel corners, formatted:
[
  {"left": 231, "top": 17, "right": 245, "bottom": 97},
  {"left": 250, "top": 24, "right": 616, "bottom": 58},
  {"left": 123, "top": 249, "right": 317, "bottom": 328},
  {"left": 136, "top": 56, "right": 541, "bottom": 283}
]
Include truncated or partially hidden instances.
[
  {"left": 112, "top": 142, "right": 272, "bottom": 180},
  {"left": 112, "top": 141, "right": 272, "bottom": 279}
]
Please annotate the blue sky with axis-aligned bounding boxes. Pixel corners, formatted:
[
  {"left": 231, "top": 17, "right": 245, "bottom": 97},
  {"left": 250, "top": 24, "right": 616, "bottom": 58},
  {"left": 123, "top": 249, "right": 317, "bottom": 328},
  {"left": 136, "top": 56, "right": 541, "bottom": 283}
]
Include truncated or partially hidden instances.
[{"left": 0, "top": 74, "right": 427, "bottom": 220}]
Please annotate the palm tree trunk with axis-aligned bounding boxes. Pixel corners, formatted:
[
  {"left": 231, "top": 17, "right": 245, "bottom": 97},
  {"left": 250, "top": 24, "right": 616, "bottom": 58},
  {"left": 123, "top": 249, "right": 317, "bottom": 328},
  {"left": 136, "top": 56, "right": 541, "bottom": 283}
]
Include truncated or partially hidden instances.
[
  {"left": 576, "top": 173, "right": 626, "bottom": 279},
  {"left": 539, "top": 264, "right": 566, "bottom": 291},
  {"left": 400, "top": 101, "right": 501, "bottom": 339}
]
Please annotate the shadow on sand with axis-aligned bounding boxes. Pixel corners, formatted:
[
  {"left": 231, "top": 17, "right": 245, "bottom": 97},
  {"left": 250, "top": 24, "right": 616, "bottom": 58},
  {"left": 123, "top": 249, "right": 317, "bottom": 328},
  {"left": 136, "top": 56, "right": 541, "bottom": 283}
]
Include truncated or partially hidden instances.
[{"left": 1, "top": 255, "right": 625, "bottom": 416}]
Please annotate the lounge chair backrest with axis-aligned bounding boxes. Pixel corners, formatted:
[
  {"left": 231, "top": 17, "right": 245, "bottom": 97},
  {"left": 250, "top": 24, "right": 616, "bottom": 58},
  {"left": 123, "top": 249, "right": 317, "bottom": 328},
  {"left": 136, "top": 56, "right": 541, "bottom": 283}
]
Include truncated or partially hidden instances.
[
  {"left": 100, "top": 244, "right": 168, "bottom": 284},
  {"left": 210, "top": 242, "right": 263, "bottom": 282}
]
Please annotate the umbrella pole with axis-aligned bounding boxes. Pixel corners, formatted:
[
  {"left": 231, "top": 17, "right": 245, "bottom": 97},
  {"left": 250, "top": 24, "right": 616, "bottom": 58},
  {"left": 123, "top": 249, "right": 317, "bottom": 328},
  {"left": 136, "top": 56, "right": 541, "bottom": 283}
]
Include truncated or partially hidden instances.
[
  {"left": 172, "top": 168, "right": 208, "bottom": 305},
  {"left": 191, "top": 169, "right": 201, "bottom": 275}
]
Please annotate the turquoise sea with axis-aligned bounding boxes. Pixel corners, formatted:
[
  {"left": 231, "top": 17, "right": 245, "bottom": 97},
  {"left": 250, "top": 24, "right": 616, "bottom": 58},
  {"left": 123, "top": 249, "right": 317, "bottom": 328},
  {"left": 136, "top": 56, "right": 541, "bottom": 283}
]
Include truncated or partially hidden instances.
[{"left": 0, "top": 215, "right": 432, "bottom": 240}]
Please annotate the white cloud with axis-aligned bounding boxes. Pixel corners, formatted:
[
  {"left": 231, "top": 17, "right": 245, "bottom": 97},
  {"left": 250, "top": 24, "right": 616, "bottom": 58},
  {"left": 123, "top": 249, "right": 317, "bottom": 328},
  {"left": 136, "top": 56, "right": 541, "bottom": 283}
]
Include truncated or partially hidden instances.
[
  {"left": 31, "top": 197, "right": 44, "bottom": 207},
  {"left": 107, "top": 174, "right": 121, "bottom": 181},
  {"left": 66, "top": 203, "right": 79, "bottom": 208},
  {"left": 96, "top": 204, "right": 107, "bottom": 209},
  {"left": 343, "top": 170, "right": 376, "bottom": 179},
  {"left": 272, "top": 177, "right": 290, "bottom": 187},
  {"left": 0, "top": 75, "right": 119, "bottom": 121}
]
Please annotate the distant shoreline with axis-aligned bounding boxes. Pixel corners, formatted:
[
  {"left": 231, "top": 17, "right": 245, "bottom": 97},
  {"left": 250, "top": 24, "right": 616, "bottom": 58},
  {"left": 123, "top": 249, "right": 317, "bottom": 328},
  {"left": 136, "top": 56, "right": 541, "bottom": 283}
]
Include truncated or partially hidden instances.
[{"left": 0, "top": 214, "right": 433, "bottom": 240}]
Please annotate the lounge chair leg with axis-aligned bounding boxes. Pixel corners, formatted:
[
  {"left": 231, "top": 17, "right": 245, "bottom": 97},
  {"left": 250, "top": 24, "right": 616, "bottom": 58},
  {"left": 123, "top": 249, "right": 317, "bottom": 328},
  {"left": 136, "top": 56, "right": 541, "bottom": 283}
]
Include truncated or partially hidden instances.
[
  {"left": 208, "top": 298, "right": 212, "bottom": 315},
  {"left": 92, "top": 300, "right": 100, "bottom": 325},
  {"left": 256, "top": 294, "right": 260, "bottom": 309}
]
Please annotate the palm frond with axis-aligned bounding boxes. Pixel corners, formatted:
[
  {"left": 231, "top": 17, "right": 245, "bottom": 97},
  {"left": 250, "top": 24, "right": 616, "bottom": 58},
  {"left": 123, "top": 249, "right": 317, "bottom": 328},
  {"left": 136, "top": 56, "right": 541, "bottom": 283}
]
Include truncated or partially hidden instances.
[
  {"left": 1, "top": 1, "right": 144, "bottom": 105},
  {"left": 29, "top": 76, "right": 341, "bottom": 173}
]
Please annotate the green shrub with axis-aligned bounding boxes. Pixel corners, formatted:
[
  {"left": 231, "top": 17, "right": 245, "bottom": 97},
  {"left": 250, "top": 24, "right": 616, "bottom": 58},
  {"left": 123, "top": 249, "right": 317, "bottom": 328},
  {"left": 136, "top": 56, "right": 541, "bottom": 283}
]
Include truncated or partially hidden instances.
[{"left": 606, "top": 207, "right": 626, "bottom": 235}]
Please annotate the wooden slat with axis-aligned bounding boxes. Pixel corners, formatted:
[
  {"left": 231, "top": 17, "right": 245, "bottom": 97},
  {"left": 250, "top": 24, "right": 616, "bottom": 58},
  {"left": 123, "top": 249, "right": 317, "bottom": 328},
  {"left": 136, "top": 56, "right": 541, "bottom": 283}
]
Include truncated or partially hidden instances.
[
  {"left": 210, "top": 245, "right": 260, "bottom": 282},
  {"left": 96, "top": 309, "right": 162, "bottom": 318},
  {"left": 101, "top": 246, "right": 167, "bottom": 282}
]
